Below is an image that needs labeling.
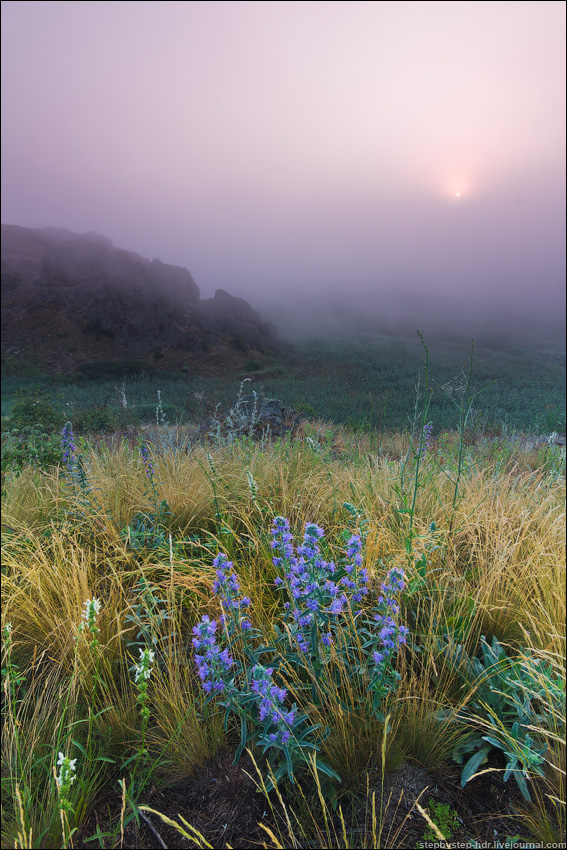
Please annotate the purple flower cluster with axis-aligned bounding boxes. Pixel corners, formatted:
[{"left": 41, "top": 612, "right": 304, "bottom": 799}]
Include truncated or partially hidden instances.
[
  {"left": 418, "top": 422, "right": 433, "bottom": 457},
  {"left": 271, "top": 517, "right": 369, "bottom": 653},
  {"left": 371, "top": 567, "right": 409, "bottom": 667},
  {"left": 61, "top": 422, "right": 77, "bottom": 475},
  {"left": 342, "top": 535, "right": 370, "bottom": 604},
  {"left": 192, "top": 615, "right": 235, "bottom": 695},
  {"left": 212, "top": 553, "right": 252, "bottom": 632},
  {"left": 139, "top": 441, "right": 155, "bottom": 479},
  {"left": 251, "top": 665, "right": 296, "bottom": 745}
]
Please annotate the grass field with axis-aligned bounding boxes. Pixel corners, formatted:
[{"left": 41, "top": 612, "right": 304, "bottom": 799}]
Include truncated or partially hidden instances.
[
  {"left": 2, "top": 385, "right": 565, "bottom": 847},
  {"left": 2, "top": 332, "right": 566, "bottom": 433},
  {"left": 1, "top": 334, "right": 565, "bottom": 848}
]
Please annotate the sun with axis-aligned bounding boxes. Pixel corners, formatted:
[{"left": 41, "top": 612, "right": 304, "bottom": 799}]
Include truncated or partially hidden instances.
[{"left": 455, "top": 192, "right": 462, "bottom": 198}]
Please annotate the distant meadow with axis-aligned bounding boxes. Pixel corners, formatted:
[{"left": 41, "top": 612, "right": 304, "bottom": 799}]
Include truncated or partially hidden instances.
[{"left": 2, "top": 333, "right": 565, "bottom": 433}]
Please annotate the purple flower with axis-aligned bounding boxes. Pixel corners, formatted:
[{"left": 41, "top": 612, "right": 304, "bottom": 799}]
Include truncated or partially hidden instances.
[
  {"left": 139, "top": 441, "right": 154, "bottom": 479},
  {"left": 251, "top": 665, "right": 296, "bottom": 747},
  {"left": 346, "top": 535, "right": 362, "bottom": 557},
  {"left": 271, "top": 517, "right": 295, "bottom": 560},
  {"left": 61, "top": 422, "right": 77, "bottom": 474},
  {"left": 192, "top": 615, "right": 235, "bottom": 694},
  {"left": 211, "top": 553, "right": 252, "bottom": 633},
  {"left": 328, "top": 597, "right": 344, "bottom": 615},
  {"left": 297, "top": 612, "right": 313, "bottom": 627},
  {"left": 304, "top": 522, "right": 324, "bottom": 540},
  {"left": 418, "top": 422, "right": 433, "bottom": 457}
]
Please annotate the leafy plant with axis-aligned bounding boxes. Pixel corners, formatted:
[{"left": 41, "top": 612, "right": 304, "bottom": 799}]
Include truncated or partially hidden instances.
[
  {"left": 245, "top": 359, "right": 262, "bottom": 372},
  {"left": 232, "top": 333, "right": 250, "bottom": 352},
  {"left": 438, "top": 635, "right": 565, "bottom": 800},
  {"left": 294, "top": 401, "right": 318, "bottom": 419},
  {"left": 1, "top": 426, "right": 63, "bottom": 477},
  {"left": 191, "top": 519, "right": 409, "bottom": 793},
  {"left": 73, "top": 404, "right": 117, "bottom": 434},
  {"left": 418, "top": 799, "right": 460, "bottom": 845},
  {"left": 124, "top": 578, "right": 176, "bottom": 668},
  {"left": 122, "top": 438, "right": 171, "bottom": 552},
  {"left": 9, "top": 388, "right": 64, "bottom": 433}
]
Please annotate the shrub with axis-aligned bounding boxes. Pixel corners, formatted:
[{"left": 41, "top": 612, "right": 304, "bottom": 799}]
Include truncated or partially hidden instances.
[
  {"left": 9, "top": 388, "right": 64, "bottom": 433},
  {"left": 1, "top": 426, "right": 63, "bottom": 477},
  {"left": 84, "top": 318, "right": 115, "bottom": 339},
  {"left": 245, "top": 359, "right": 262, "bottom": 372},
  {"left": 294, "top": 402, "right": 318, "bottom": 420},
  {"left": 232, "top": 333, "right": 250, "bottom": 352},
  {"left": 129, "top": 403, "right": 179, "bottom": 424},
  {"left": 73, "top": 405, "right": 118, "bottom": 434},
  {"left": 438, "top": 636, "right": 565, "bottom": 801}
]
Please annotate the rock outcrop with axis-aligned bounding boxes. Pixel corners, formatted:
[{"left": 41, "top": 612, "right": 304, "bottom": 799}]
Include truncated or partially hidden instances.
[
  {"left": 199, "top": 289, "right": 277, "bottom": 350},
  {"left": 198, "top": 393, "right": 303, "bottom": 443},
  {"left": 1, "top": 224, "right": 276, "bottom": 363}
]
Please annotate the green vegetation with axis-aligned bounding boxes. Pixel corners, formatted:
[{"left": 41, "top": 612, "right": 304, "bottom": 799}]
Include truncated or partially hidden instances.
[
  {"left": 2, "top": 334, "right": 565, "bottom": 432},
  {"left": 418, "top": 800, "right": 460, "bottom": 845},
  {"left": 1, "top": 340, "right": 565, "bottom": 848}
]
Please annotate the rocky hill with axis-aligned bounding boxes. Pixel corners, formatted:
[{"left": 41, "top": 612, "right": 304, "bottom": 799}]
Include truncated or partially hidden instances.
[{"left": 1, "top": 224, "right": 277, "bottom": 373}]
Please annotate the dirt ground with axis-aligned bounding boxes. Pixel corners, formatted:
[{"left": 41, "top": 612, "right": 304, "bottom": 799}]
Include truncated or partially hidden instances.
[{"left": 74, "top": 747, "right": 535, "bottom": 849}]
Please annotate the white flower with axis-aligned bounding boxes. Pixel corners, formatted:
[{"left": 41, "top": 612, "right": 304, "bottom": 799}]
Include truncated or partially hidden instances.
[
  {"left": 134, "top": 648, "right": 155, "bottom": 682},
  {"left": 83, "top": 598, "right": 101, "bottom": 618},
  {"left": 55, "top": 753, "right": 77, "bottom": 788},
  {"left": 80, "top": 598, "right": 102, "bottom": 633}
]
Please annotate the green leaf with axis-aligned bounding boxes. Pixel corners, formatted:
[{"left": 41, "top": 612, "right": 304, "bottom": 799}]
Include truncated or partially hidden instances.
[
  {"left": 313, "top": 759, "right": 342, "bottom": 782},
  {"left": 513, "top": 770, "right": 532, "bottom": 802},
  {"left": 503, "top": 757, "right": 519, "bottom": 782},
  {"left": 120, "top": 753, "right": 139, "bottom": 770},
  {"left": 482, "top": 734, "right": 506, "bottom": 751},
  {"left": 461, "top": 746, "right": 491, "bottom": 787}
]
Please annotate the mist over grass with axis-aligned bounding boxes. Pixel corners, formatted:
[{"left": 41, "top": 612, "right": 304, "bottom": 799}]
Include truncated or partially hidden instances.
[
  {"left": 257, "top": 287, "right": 566, "bottom": 352},
  {"left": 3, "top": 329, "right": 564, "bottom": 438}
]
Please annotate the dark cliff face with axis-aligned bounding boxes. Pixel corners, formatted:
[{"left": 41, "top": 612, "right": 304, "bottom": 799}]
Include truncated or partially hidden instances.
[
  {"left": 1, "top": 224, "right": 276, "bottom": 363},
  {"left": 199, "top": 289, "right": 278, "bottom": 350}
]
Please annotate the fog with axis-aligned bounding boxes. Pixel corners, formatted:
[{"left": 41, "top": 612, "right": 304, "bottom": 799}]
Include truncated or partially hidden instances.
[{"left": 2, "top": 1, "right": 565, "bottom": 344}]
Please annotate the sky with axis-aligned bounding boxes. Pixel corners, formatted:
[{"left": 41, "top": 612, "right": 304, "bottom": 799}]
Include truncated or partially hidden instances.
[{"left": 1, "top": 0, "right": 565, "bottom": 340}]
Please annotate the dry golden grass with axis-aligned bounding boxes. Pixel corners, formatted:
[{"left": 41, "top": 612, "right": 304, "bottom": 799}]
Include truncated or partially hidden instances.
[{"left": 1, "top": 426, "right": 565, "bottom": 846}]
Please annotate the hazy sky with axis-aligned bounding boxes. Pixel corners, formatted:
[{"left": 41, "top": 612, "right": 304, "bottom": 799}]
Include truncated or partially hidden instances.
[{"left": 2, "top": 1, "right": 565, "bottom": 333}]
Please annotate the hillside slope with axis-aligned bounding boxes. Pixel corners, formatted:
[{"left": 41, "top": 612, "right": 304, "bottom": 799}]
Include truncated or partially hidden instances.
[{"left": 1, "top": 224, "right": 277, "bottom": 373}]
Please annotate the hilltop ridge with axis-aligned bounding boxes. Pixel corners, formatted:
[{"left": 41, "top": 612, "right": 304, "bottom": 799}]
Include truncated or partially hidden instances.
[{"left": 1, "top": 224, "right": 277, "bottom": 373}]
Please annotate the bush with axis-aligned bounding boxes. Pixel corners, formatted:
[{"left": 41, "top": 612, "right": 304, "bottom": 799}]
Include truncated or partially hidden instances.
[
  {"left": 294, "top": 402, "right": 318, "bottom": 420},
  {"left": 73, "top": 405, "right": 118, "bottom": 434},
  {"left": 232, "top": 333, "right": 250, "bottom": 352},
  {"left": 1, "top": 426, "right": 63, "bottom": 476},
  {"left": 9, "top": 388, "right": 64, "bottom": 433},
  {"left": 245, "top": 359, "right": 262, "bottom": 372},
  {"left": 84, "top": 318, "right": 115, "bottom": 339}
]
